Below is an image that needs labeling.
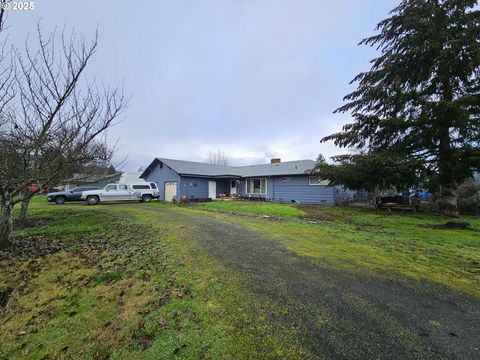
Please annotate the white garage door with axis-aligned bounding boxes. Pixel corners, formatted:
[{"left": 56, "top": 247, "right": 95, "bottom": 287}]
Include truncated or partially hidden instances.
[{"left": 164, "top": 181, "right": 177, "bottom": 202}]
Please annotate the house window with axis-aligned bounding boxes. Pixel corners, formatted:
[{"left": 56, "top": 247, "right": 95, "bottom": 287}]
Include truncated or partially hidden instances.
[
  {"left": 246, "top": 178, "right": 267, "bottom": 195},
  {"left": 309, "top": 176, "right": 327, "bottom": 186}
]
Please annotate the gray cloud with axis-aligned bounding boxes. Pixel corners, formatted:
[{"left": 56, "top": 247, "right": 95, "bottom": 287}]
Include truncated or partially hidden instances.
[{"left": 7, "top": 0, "right": 399, "bottom": 169}]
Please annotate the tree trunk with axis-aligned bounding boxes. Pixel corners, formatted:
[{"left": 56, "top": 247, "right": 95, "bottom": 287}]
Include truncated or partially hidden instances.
[
  {"left": 19, "top": 197, "right": 30, "bottom": 221},
  {"left": 436, "top": 80, "right": 459, "bottom": 217},
  {"left": 436, "top": 184, "right": 459, "bottom": 217},
  {"left": 436, "top": 104, "right": 458, "bottom": 216},
  {"left": 0, "top": 199, "right": 13, "bottom": 249}
]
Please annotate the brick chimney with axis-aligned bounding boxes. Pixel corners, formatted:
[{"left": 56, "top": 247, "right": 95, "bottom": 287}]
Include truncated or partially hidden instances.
[{"left": 270, "top": 158, "right": 281, "bottom": 164}]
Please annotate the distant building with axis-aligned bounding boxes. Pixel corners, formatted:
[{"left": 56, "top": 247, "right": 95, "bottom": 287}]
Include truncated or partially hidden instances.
[
  {"left": 64, "top": 172, "right": 122, "bottom": 190},
  {"left": 63, "top": 171, "right": 146, "bottom": 190},
  {"left": 119, "top": 172, "right": 144, "bottom": 184}
]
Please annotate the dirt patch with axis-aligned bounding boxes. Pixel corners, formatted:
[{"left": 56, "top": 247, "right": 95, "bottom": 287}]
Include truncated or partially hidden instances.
[
  {"left": 1, "top": 222, "right": 158, "bottom": 261},
  {"left": 424, "top": 221, "right": 473, "bottom": 230},
  {"left": 0, "top": 236, "right": 66, "bottom": 260},
  {"left": 355, "top": 223, "right": 382, "bottom": 231},
  {"left": 0, "top": 287, "right": 12, "bottom": 309},
  {"left": 13, "top": 217, "right": 52, "bottom": 230},
  {"left": 297, "top": 205, "right": 352, "bottom": 222},
  {"left": 195, "top": 207, "right": 287, "bottom": 221}
]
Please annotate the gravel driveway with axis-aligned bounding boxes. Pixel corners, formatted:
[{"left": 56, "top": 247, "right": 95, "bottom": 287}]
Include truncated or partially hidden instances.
[{"left": 136, "top": 205, "right": 480, "bottom": 359}]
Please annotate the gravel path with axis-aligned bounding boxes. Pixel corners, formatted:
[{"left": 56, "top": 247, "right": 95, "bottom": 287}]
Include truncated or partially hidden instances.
[{"left": 136, "top": 205, "right": 480, "bottom": 359}]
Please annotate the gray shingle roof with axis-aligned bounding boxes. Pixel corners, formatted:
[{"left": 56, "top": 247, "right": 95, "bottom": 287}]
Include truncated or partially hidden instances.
[
  {"left": 158, "top": 158, "right": 240, "bottom": 177},
  {"left": 234, "top": 160, "right": 316, "bottom": 177},
  {"left": 150, "top": 158, "right": 316, "bottom": 178}
]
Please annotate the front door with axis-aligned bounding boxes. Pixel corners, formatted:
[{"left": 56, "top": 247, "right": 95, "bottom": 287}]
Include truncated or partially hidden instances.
[
  {"left": 230, "top": 180, "right": 237, "bottom": 195},
  {"left": 208, "top": 181, "right": 216, "bottom": 199},
  {"left": 164, "top": 181, "right": 177, "bottom": 202}
]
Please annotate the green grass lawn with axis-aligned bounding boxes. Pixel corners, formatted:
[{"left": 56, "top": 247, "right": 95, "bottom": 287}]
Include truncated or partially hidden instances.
[
  {"left": 0, "top": 197, "right": 280, "bottom": 359},
  {"left": 195, "top": 200, "right": 305, "bottom": 218},
  {"left": 190, "top": 200, "right": 480, "bottom": 298}
]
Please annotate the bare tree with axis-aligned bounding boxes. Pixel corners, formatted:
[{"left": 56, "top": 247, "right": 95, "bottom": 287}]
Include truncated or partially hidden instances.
[
  {"left": 0, "top": 0, "right": 15, "bottom": 130},
  {"left": 0, "top": 1, "right": 9, "bottom": 33},
  {"left": 206, "top": 149, "right": 229, "bottom": 166},
  {"left": 0, "top": 25, "right": 127, "bottom": 248}
]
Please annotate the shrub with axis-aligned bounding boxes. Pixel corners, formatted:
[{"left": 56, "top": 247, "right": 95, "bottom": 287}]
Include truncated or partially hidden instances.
[{"left": 458, "top": 179, "right": 480, "bottom": 215}]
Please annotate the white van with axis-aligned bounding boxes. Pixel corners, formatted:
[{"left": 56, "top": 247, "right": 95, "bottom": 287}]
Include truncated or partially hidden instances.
[{"left": 81, "top": 182, "right": 159, "bottom": 205}]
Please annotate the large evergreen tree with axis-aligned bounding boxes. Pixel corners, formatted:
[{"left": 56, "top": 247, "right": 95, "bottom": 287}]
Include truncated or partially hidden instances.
[
  {"left": 322, "top": 0, "right": 480, "bottom": 216},
  {"left": 313, "top": 153, "right": 423, "bottom": 193}
]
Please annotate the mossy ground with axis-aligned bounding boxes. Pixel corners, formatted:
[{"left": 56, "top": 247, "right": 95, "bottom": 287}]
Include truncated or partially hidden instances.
[{"left": 0, "top": 198, "right": 281, "bottom": 359}]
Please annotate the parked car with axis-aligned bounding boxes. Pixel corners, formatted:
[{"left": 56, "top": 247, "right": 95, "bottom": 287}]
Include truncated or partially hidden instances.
[
  {"left": 47, "top": 186, "right": 101, "bottom": 204},
  {"left": 409, "top": 190, "right": 433, "bottom": 201},
  {"left": 81, "top": 182, "right": 160, "bottom": 205}
]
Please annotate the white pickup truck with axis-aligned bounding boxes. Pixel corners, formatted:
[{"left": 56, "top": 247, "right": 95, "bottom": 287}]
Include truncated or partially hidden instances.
[{"left": 81, "top": 182, "right": 160, "bottom": 205}]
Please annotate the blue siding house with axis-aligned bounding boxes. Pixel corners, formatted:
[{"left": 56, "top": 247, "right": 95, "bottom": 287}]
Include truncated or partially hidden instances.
[{"left": 140, "top": 158, "right": 335, "bottom": 204}]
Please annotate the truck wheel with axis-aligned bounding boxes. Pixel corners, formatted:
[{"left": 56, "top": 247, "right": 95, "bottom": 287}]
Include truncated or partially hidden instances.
[
  {"left": 87, "top": 196, "right": 99, "bottom": 205},
  {"left": 55, "top": 196, "right": 66, "bottom": 205},
  {"left": 141, "top": 194, "right": 152, "bottom": 203}
]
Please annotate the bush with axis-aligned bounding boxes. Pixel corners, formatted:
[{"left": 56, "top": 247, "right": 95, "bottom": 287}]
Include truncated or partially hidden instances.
[{"left": 458, "top": 179, "right": 480, "bottom": 215}]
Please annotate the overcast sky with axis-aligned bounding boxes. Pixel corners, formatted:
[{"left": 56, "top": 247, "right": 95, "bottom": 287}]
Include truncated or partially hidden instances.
[{"left": 8, "top": 0, "right": 399, "bottom": 170}]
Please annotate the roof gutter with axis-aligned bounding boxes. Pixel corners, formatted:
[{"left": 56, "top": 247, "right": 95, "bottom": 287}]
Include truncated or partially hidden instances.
[{"left": 179, "top": 173, "right": 242, "bottom": 179}]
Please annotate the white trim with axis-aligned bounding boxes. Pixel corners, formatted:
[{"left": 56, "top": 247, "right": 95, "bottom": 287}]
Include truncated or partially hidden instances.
[
  {"left": 164, "top": 181, "right": 178, "bottom": 202},
  {"left": 208, "top": 181, "right": 217, "bottom": 199},
  {"left": 309, "top": 176, "right": 329, "bottom": 186},
  {"left": 245, "top": 178, "right": 267, "bottom": 195},
  {"left": 230, "top": 179, "right": 237, "bottom": 195}
]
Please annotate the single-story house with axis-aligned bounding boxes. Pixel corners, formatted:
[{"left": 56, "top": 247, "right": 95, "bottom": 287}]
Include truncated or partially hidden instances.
[{"left": 140, "top": 157, "right": 337, "bottom": 204}]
